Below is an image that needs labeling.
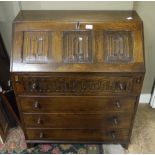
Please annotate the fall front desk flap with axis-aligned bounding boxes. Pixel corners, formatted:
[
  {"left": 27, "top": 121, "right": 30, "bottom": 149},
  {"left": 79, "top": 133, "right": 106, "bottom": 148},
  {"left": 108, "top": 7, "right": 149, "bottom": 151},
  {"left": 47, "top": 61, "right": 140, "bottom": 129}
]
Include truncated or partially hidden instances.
[{"left": 11, "top": 10, "right": 145, "bottom": 73}]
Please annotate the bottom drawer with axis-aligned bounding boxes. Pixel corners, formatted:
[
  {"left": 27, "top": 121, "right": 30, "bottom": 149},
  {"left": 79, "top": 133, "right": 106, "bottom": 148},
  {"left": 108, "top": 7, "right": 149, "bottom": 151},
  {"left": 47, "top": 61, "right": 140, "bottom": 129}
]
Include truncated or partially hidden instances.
[{"left": 26, "top": 129, "right": 129, "bottom": 142}]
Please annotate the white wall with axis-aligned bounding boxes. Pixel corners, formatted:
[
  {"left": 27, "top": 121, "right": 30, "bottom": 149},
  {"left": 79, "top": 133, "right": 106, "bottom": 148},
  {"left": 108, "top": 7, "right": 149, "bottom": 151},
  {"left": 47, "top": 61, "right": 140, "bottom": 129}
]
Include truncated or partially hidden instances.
[
  {"left": 0, "top": 1, "right": 19, "bottom": 56},
  {"left": 134, "top": 2, "right": 155, "bottom": 94},
  {"left": 0, "top": 4, "right": 3, "bottom": 20},
  {"left": 20, "top": 1, "right": 133, "bottom": 10}
]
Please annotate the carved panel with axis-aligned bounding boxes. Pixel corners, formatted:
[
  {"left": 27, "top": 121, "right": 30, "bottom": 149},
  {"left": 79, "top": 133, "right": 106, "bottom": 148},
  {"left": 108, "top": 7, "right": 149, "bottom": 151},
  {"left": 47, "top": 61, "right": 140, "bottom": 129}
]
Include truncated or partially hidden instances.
[
  {"left": 63, "top": 31, "right": 92, "bottom": 63},
  {"left": 104, "top": 31, "right": 133, "bottom": 63},
  {"left": 19, "top": 76, "right": 133, "bottom": 95},
  {"left": 23, "top": 32, "right": 52, "bottom": 63}
]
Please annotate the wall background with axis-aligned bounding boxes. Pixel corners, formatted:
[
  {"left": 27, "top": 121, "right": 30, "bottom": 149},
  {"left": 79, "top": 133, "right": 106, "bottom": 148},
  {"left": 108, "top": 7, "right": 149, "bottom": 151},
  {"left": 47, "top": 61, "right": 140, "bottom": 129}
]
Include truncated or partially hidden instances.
[
  {"left": 134, "top": 2, "right": 155, "bottom": 95},
  {"left": 21, "top": 1, "right": 133, "bottom": 10},
  {"left": 0, "top": 1, "right": 19, "bottom": 55},
  {"left": 0, "top": 1, "right": 154, "bottom": 98}
]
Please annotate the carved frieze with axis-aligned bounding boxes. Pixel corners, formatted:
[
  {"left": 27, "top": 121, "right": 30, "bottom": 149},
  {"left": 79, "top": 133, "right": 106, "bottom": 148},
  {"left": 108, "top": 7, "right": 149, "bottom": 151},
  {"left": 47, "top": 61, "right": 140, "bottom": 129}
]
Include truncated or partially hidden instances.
[{"left": 21, "top": 76, "right": 133, "bottom": 94}]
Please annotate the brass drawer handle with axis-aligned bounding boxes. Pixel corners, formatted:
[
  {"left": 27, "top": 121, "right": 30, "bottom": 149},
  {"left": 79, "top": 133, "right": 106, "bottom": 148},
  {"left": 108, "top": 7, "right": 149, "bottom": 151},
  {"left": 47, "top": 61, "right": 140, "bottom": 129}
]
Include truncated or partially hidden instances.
[
  {"left": 39, "top": 132, "right": 44, "bottom": 138},
  {"left": 119, "top": 83, "right": 124, "bottom": 90},
  {"left": 32, "top": 82, "right": 37, "bottom": 90},
  {"left": 30, "top": 82, "right": 39, "bottom": 92},
  {"left": 15, "top": 75, "right": 19, "bottom": 82},
  {"left": 115, "top": 100, "right": 121, "bottom": 108},
  {"left": 111, "top": 131, "right": 116, "bottom": 140},
  {"left": 34, "top": 101, "right": 40, "bottom": 109},
  {"left": 37, "top": 118, "right": 41, "bottom": 124},
  {"left": 113, "top": 117, "right": 118, "bottom": 125}
]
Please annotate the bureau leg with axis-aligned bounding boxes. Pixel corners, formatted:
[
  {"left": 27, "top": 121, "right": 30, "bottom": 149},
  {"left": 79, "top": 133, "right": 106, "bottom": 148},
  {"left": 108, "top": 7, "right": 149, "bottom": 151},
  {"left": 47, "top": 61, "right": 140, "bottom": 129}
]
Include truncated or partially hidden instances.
[
  {"left": 27, "top": 143, "right": 35, "bottom": 148},
  {"left": 121, "top": 143, "right": 129, "bottom": 149}
]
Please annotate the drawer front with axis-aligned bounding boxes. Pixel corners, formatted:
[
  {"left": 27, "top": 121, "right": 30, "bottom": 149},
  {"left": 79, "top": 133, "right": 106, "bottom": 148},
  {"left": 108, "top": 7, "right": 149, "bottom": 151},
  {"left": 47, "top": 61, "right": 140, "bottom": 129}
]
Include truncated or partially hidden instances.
[
  {"left": 26, "top": 128, "right": 129, "bottom": 141},
  {"left": 23, "top": 113, "right": 132, "bottom": 129},
  {"left": 13, "top": 75, "right": 138, "bottom": 95},
  {"left": 19, "top": 96, "right": 135, "bottom": 113}
]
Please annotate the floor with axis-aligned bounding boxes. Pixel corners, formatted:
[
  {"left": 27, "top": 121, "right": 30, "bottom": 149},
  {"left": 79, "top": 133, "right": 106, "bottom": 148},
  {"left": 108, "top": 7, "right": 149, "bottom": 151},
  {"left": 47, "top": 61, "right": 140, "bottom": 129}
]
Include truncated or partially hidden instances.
[{"left": 104, "top": 104, "right": 155, "bottom": 154}]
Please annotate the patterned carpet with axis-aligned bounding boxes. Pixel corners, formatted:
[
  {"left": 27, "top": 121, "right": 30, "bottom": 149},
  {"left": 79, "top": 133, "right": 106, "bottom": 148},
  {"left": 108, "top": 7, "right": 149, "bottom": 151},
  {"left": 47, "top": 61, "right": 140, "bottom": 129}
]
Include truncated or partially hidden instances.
[{"left": 0, "top": 126, "right": 104, "bottom": 153}]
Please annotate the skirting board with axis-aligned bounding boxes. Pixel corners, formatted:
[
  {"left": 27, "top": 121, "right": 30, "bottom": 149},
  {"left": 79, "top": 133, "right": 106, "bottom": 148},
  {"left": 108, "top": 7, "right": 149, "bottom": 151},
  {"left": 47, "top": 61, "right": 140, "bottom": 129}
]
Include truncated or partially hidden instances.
[{"left": 139, "top": 94, "right": 151, "bottom": 104}]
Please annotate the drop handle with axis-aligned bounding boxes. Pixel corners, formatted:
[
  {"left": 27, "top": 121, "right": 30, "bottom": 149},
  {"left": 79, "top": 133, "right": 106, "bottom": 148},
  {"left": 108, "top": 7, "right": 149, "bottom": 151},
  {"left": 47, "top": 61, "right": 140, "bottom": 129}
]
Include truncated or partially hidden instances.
[
  {"left": 111, "top": 131, "right": 116, "bottom": 140},
  {"left": 32, "top": 82, "right": 37, "bottom": 89},
  {"left": 34, "top": 101, "right": 40, "bottom": 109},
  {"left": 39, "top": 132, "right": 44, "bottom": 138},
  {"left": 113, "top": 117, "right": 118, "bottom": 125},
  {"left": 15, "top": 75, "right": 19, "bottom": 82},
  {"left": 30, "top": 82, "right": 37, "bottom": 92},
  {"left": 37, "top": 118, "right": 41, "bottom": 124},
  {"left": 119, "top": 83, "right": 124, "bottom": 90},
  {"left": 115, "top": 100, "right": 121, "bottom": 108}
]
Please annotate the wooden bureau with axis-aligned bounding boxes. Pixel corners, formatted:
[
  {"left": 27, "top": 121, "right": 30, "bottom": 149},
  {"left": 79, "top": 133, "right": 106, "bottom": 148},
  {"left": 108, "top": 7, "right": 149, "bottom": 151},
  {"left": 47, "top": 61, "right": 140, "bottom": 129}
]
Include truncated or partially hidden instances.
[{"left": 11, "top": 11, "right": 145, "bottom": 148}]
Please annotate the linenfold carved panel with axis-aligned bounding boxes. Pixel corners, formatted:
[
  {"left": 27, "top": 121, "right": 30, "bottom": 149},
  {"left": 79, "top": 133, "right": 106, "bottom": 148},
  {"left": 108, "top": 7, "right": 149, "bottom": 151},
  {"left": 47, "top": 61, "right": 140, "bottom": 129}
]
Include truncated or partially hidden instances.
[
  {"left": 104, "top": 31, "right": 133, "bottom": 63},
  {"left": 63, "top": 31, "right": 92, "bottom": 63},
  {"left": 23, "top": 32, "right": 52, "bottom": 63}
]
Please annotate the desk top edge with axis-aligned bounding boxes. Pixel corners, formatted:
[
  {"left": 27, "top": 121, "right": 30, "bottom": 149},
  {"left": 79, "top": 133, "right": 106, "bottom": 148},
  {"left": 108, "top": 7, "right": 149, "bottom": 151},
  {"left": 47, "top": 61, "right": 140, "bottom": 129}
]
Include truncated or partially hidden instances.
[{"left": 14, "top": 10, "right": 142, "bottom": 23}]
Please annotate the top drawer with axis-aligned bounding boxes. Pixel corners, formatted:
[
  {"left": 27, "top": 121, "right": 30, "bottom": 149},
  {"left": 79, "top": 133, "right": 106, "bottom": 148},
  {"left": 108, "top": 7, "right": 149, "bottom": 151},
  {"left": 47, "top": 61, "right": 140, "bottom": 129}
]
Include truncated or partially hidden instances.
[{"left": 12, "top": 74, "right": 142, "bottom": 96}]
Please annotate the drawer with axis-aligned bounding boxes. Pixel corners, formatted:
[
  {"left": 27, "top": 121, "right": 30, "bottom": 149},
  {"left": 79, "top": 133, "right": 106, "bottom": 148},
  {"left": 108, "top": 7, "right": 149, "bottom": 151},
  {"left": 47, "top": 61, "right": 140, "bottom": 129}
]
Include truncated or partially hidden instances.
[
  {"left": 23, "top": 113, "right": 132, "bottom": 129},
  {"left": 26, "top": 128, "right": 129, "bottom": 141},
  {"left": 12, "top": 74, "right": 141, "bottom": 95},
  {"left": 19, "top": 96, "right": 135, "bottom": 113}
]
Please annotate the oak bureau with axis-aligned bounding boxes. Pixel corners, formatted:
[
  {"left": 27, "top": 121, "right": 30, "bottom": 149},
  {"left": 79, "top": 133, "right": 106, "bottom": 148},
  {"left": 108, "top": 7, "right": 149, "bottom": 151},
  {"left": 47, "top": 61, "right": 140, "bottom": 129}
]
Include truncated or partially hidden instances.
[{"left": 11, "top": 11, "right": 145, "bottom": 148}]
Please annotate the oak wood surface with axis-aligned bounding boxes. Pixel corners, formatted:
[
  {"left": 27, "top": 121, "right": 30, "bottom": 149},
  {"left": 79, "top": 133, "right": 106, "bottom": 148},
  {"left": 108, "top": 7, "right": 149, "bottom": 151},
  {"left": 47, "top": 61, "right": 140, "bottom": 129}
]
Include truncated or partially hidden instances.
[
  {"left": 19, "top": 96, "right": 135, "bottom": 113},
  {"left": 26, "top": 128, "right": 129, "bottom": 141},
  {"left": 23, "top": 112, "right": 132, "bottom": 129},
  {"left": 12, "top": 73, "right": 143, "bottom": 96},
  {"left": 11, "top": 11, "right": 144, "bottom": 73},
  {"left": 14, "top": 10, "right": 141, "bottom": 22}
]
